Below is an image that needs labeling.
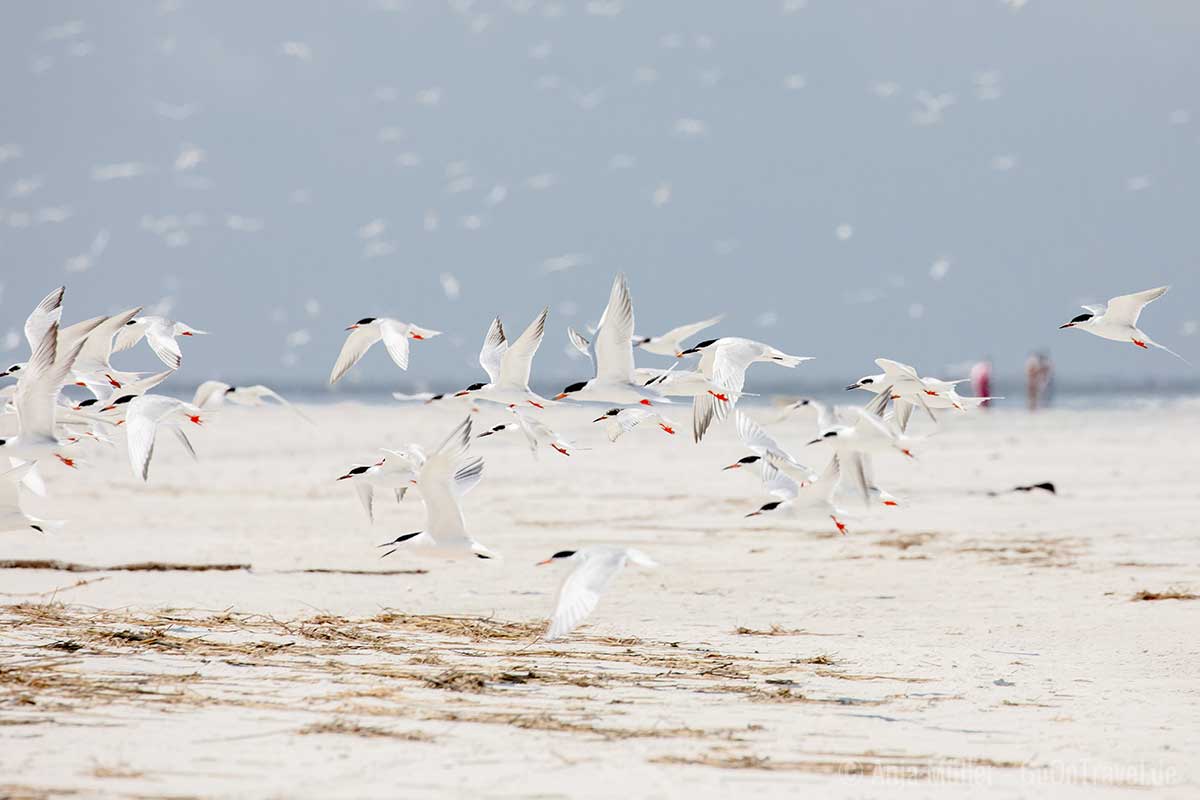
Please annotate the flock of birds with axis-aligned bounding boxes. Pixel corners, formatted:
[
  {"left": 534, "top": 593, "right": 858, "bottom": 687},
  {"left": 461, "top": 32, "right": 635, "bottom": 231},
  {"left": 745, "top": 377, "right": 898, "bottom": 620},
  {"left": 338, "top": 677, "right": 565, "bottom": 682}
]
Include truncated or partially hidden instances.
[{"left": 0, "top": 278, "right": 1185, "bottom": 640}]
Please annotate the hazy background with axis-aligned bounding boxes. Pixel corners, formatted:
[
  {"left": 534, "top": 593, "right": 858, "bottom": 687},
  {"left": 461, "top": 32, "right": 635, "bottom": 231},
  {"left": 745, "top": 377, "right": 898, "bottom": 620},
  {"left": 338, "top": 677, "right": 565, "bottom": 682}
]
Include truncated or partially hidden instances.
[{"left": 2, "top": 0, "right": 1198, "bottom": 397}]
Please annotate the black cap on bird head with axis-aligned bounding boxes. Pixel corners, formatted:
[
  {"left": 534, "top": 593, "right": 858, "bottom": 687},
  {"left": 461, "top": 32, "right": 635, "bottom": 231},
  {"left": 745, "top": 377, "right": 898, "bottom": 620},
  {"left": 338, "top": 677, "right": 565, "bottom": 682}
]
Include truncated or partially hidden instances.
[
  {"left": 537, "top": 549, "right": 577, "bottom": 565},
  {"left": 554, "top": 381, "right": 588, "bottom": 400},
  {"left": 722, "top": 455, "right": 761, "bottom": 470},
  {"left": 592, "top": 408, "right": 622, "bottom": 422},
  {"left": 678, "top": 338, "right": 719, "bottom": 357},
  {"left": 1059, "top": 312, "right": 1093, "bottom": 329}
]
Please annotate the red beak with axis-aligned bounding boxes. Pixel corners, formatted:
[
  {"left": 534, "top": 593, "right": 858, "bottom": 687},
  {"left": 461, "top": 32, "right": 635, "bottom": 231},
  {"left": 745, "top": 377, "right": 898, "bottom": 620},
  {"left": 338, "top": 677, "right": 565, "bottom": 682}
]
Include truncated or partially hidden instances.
[{"left": 345, "top": 324, "right": 359, "bottom": 331}]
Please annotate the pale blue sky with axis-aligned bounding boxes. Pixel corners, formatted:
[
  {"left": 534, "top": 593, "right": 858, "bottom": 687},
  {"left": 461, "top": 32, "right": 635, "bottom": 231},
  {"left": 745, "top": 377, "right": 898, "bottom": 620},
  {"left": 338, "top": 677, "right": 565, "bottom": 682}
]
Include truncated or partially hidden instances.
[{"left": 2, "top": 1, "right": 1198, "bottom": 393}]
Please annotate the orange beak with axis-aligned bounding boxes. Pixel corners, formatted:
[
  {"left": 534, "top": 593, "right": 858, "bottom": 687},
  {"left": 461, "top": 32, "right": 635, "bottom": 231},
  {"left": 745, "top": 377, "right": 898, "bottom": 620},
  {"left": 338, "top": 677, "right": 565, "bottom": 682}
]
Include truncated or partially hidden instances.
[
  {"left": 100, "top": 405, "right": 115, "bottom": 412},
  {"left": 535, "top": 558, "right": 553, "bottom": 566},
  {"left": 345, "top": 324, "right": 359, "bottom": 331},
  {"left": 553, "top": 392, "right": 568, "bottom": 401}
]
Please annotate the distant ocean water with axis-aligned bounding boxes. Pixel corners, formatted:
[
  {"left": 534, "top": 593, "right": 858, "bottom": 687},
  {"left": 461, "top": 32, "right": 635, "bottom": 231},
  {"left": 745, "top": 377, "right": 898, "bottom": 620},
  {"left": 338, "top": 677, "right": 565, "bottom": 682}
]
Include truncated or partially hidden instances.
[{"left": 155, "top": 378, "right": 1200, "bottom": 412}]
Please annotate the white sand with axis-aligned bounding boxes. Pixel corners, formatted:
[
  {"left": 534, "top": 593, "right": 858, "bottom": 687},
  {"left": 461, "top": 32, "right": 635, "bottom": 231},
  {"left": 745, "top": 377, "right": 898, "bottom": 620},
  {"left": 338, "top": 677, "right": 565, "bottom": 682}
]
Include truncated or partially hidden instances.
[{"left": 2, "top": 400, "right": 1198, "bottom": 798}]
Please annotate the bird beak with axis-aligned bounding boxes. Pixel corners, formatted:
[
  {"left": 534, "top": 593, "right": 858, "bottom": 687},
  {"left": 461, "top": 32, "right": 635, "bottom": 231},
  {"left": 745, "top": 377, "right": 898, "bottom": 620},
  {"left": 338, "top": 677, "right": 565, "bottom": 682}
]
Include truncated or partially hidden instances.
[
  {"left": 345, "top": 324, "right": 359, "bottom": 331},
  {"left": 722, "top": 463, "right": 741, "bottom": 470},
  {"left": 844, "top": 383, "right": 860, "bottom": 390},
  {"left": 336, "top": 474, "right": 351, "bottom": 481},
  {"left": 1059, "top": 323, "right": 1074, "bottom": 329},
  {"left": 478, "top": 431, "right": 493, "bottom": 437},
  {"left": 678, "top": 348, "right": 696, "bottom": 357},
  {"left": 535, "top": 558, "right": 553, "bottom": 566},
  {"left": 902, "top": 448, "right": 915, "bottom": 459},
  {"left": 806, "top": 438, "right": 822, "bottom": 446},
  {"left": 454, "top": 390, "right": 470, "bottom": 397},
  {"left": 100, "top": 405, "right": 115, "bottom": 412},
  {"left": 591, "top": 416, "right": 606, "bottom": 423},
  {"left": 744, "top": 511, "right": 762, "bottom": 517},
  {"left": 553, "top": 392, "right": 568, "bottom": 401},
  {"left": 379, "top": 549, "right": 396, "bottom": 559}
]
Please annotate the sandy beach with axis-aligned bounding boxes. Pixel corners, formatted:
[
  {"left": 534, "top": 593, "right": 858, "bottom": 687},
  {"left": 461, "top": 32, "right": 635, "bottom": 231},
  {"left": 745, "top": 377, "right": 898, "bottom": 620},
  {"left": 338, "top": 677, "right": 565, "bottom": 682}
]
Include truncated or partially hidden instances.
[{"left": 1, "top": 399, "right": 1198, "bottom": 798}]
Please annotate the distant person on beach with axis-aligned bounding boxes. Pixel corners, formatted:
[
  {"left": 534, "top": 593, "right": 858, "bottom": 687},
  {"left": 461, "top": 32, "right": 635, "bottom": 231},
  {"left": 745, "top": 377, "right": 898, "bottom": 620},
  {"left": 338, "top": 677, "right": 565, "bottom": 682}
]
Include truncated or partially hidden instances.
[
  {"left": 970, "top": 358, "right": 993, "bottom": 409},
  {"left": 1025, "top": 351, "right": 1054, "bottom": 411}
]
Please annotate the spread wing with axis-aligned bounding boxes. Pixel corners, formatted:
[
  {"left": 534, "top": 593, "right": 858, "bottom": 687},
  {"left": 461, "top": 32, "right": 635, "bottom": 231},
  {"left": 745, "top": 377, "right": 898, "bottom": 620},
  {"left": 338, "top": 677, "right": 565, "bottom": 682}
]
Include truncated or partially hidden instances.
[
  {"left": 566, "top": 327, "right": 593, "bottom": 362},
  {"left": 354, "top": 481, "right": 376, "bottom": 522},
  {"left": 192, "top": 381, "right": 230, "bottom": 408},
  {"left": 1103, "top": 286, "right": 1169, "bottom": 327},
  {"left": 112, "top": 318, "right": 148, "bottom": 354},
  {"left": 593, "top": 274, "right": 636, "bottom": 383},
  {"left": 416, "top": 417, "right": 475, "bottom": 547},
  {"left": 875, "top": 358, "right": 921, "bottom": 382},
  {"left": 760, "top": 461, "right": 800, "bottom": 501},
  {"left": 379, "top": 320, "right": 412, "bottom": 371},
  {"left": 23, "top": 287, "right": 64, "bottom": 356},
  {"left": 735, "top": 411, "right": 792, "bottom": 463},
  {"left": 478, "top": 317, "right": 507, "bottom": 383},
  {"left": 17, "top": 323, "right": 85, "bottom": 446},
  {"left": 546, "top": 551, "right": 624, "bottom": 641},
  {"left": 73, "top": 307, "right": 142, "bottom": 374},
  {"left": 498, "top": 306, "right": 547, "bottom": 389},
  {"left": 329, "top": 325, "right": 382, "bottom": 384},
  {"left": 125, "top": 395, "right": 185, "bottom": 481},
  {"left": 144, "top": 322, "right": 183, "bottom": 370},
  {"left": 659, "top": 314, "right": 724, "bottom": 349}
]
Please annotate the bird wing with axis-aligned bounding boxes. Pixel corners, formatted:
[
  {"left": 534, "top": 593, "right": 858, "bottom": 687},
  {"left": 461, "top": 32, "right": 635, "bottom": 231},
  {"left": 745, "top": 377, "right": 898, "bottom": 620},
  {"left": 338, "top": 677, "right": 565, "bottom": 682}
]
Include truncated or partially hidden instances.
[
  {"left": 593, "top": 274, "right": 636, "bottom": 383},
  {"left": 379, "top": 320, "right": 412, "bottom": 371},
  {"left": 416, "top": 417, "right": 474, "bottom": 547},
  {"left": 841, "top": 451, "right": 872, "bottom": 507},
  {"left": 171, "top": 425, "right": 198, "bottom": 461},
  {"left": 17, "top": 323, "right": 84, "bottom": 446},
  {"left": 498, "top": 306, "right": 547, "bottom": 389},
  {"left": 566, "top": 327, "right": 593, "bottom": 362},
  {"left": 478, "top": 317, "right": 508, "bottom": 383},
  {"left": 546, "top": 550, "right": 626, "bottom": 641},
  {"left": 354, "top": 481, "right": 376, "bottom": 522},
  {"left": 509, "top": 411, "right": 541, "bottom": 457},
  {"left": 0, "top": 462, "right": 34, "bottom": 511},
  {"left": 760, "top": 461, "right": 800, "bottom": 501},
  {"left": 23, "top": 287, "right": 64, "bottom": 356},
  {"left": 659, "top": 314, "right": 724, "bottom": 350},
  {"left": 73, "top": 307, "right": 142, "bottom": 374},
  {"left": 452, "top": 457, "right": 485, "bottom": 495},
  {"left": 112, "top": 317, "right": 150, "bottom": 354},
  {"left": 144, "top": 322, "right": 183, "bottom": 370},
  {"left": 125, "top": 395, "right": 184, "bottom": 481},
  {"left": 710, "top": 341, "right": 754, "bottom": 399},
  {"left": 329, "top": 325, "right": 382, "bottom": 384},
  {"left": 875, "top": 358, "right": 921, "bottom": 382},
  {"left": 691, "top": 392, "right": 720, "bottom": 443},
  {"left": 1103, "top": 286, "right": 1169, "bottom": 327},
  {"left": 246, "top": 385, "right": 315, "bottom": 424},
  {"left": 192, "top": 381, "right": 230, "bottom": 408},
  {"left": 861, "top": 387, "right": 893, "bottom": 419},
  {"left": 734, "top": 410, "right": 796, "bottom": 465}
]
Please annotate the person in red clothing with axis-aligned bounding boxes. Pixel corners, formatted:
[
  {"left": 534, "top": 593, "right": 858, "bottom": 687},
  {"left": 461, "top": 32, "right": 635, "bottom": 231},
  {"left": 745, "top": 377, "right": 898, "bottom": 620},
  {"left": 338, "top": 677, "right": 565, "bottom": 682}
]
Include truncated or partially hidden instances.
[{"left": 970, "top": 358, "right": 993, "bottom": 408}]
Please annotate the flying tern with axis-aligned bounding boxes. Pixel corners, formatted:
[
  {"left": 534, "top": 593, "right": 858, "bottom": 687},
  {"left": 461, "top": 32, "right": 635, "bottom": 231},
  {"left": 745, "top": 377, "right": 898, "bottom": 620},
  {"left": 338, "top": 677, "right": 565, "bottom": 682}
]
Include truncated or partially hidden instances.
[
  {"left": 329, "top": 317, "right": 441, "bottom": 384},
  {"left": 633, "top": 314, "right": 724, "bottom": 358},
  {"left": 377, "top": 417, "right": 498, "bottom": 561},
  {"left": 554, "top": 274, "right": 668, "bottom": 406},
  {"left": 453, "top": 307, "right": 552, "bottom": 408},
  {"left": 1059, "top": 286, "right": 1188, "bottom": 363},
  {"left": 114, "top": 315, "right": 207, "bottom": 370},
  {"left": 536, "top": 545, "right": 658, "bottom": 641}
]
